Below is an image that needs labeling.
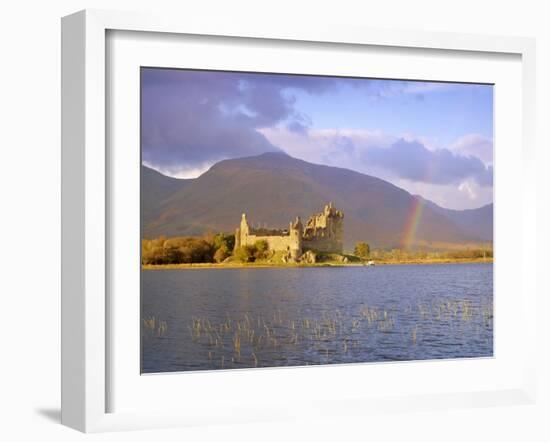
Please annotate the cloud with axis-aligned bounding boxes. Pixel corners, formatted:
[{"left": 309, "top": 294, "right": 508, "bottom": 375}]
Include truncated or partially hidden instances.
[
  {"left": 261, "top": 127, "right": 492, "bottom": 187},
  {"left": 141, "top": 69, "right": 492, "bottom": 209},
  {"left": 361, "top": 139, "right": 493, "bottom": 187},
  {"left": 260, "top": 127, "right": 394, "bottom": 166},
  {"left": 141, "top": 69, "right": 337, "bottom": 175},
  {"left": 141, "top": 70, "right": 472, "bottom": 176},
  {"left": 142, "top": 160, "right": 212, "bottom": 179},
  {"left": 459, "top": 180, "right": 477, "bottom": 200},
  {"left": 450, "top": 134, "right": 493, "bottom": 165},
  {"left": 397, "top": 179, "right": 493, "bottom": 210},
  {"left": 354, "top": 79, "right": 465, "bottom": 101}
]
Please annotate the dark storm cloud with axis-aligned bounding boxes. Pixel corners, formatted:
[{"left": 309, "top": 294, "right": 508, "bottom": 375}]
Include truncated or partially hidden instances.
[
  {"left": 140, "top": 69, "right": 337, "bottom": 173},
  {"left": 361, "top": 139, "right": 493, "bottom": 186}
]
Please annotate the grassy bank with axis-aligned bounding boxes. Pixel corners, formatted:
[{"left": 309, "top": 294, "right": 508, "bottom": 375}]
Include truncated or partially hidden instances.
[
  {"left": 142, "top": 234, "right": 492, "bottom": 269},
  {"left": 142, "top": 256, "right": 493, "bottom": 270},
  {"left": 372, "top": 257, "right": 493, "bottom": 265}
]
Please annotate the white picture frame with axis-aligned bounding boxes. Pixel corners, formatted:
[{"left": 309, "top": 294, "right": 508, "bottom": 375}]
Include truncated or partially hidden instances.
[{"left": 61, "top": 9, "right": 538, "bottom": 433}]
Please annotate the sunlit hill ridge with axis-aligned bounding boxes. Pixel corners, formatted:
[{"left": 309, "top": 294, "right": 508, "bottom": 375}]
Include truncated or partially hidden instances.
[{"left": 141, "top": 152, "right": 492, "bottom": 250}]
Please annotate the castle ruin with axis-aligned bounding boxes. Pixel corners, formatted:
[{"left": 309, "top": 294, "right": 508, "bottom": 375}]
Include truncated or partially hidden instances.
[{"left": 234, "top": 203, "right": 344, "bottom": 260}]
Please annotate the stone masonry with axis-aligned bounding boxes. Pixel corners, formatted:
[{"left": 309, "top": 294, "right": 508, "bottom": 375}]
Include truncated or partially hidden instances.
[{"left": 234, "top": 202, "right": 344, "bottom": 260}]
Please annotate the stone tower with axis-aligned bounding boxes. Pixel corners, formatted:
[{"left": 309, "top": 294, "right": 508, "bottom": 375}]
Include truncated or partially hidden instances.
[
  {"left": 302, "top": 202, "right": 344, "bottom": 253},
  {"left": 289, "top": 216, "right": 303, "bottom": 260},
  {"left": 325, "top": 202, "right": 344, "bottom": 252},
  {"left": 234, "top": 213, "right": 250, "bottom": 250}
]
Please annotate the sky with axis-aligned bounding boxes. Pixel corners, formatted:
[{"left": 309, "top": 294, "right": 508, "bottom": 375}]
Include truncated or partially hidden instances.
[{"left": 141, "top": 67, "right": 493, "bottom": 210}]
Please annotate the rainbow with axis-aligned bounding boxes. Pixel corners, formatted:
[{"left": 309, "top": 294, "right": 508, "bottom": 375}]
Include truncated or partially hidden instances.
[
  {"left": 401, "top": 155, "right": 437, "bottom": 248},
  {"left": 402, "top": 197, "right": 425, "bottom": 249}
]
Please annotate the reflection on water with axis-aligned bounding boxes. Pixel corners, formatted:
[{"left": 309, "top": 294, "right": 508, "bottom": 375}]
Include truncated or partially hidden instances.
[{"left": 141, "top": 263, "right": 493, "bottom": 373}]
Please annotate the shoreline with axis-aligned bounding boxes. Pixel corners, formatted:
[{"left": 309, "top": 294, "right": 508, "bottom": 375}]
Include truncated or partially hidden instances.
[{"left": 142, "top": 257, "right": 493, "bottom": 270}]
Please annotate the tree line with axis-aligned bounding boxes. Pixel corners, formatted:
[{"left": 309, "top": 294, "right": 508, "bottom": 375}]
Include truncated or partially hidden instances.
[
  {"left": 141, "top": 233, "right": 235, "bottom": 265},
  {"left": 142, "top": 234, "right": 493, "bottom": 265},
  {"left": 142, "top": 233, "right": 274, "bottom": 265},
  {"left": 354, "top": 242, "right": 493, "bottom": 261}
]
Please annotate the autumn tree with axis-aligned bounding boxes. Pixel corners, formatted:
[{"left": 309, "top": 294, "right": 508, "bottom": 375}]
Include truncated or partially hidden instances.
[
  {"left": 214, "top": 244, "right": 230, "bottom": 263},
  {"left": 354, "top": 242, "right": 370, "bottom": 259},
  {"left": 212, "top": 233, "right": 235, "bottom": 252}
]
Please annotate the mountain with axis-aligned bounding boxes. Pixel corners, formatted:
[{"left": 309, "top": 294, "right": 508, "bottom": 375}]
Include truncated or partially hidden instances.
[
  {"left": 141, "top": 165, "right": 190, "bottom": 227},
  {"left": 414, "top": 195, "right": 493, "bottom": 241},
  {"left": 141, "top": 153, "right": 490, "bottom": 250}
]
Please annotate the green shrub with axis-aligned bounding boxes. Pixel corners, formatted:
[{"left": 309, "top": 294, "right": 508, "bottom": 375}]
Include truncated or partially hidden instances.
[
  {"left": 234, "top": 245, "right": 257, "bottom": 262},
  {"left": 214, "top": 244, "right": 230, "bottom": 263},
  {"left": 253, "top": 240, "right": 269, "bottom": 260}
]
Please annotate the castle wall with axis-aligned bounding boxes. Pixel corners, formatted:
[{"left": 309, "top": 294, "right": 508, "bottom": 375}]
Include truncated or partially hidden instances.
[
  {"left": 302, "top": 203, "right": 344, "bottom": 254},
  {"left": 241, "top": 234, "right": 298, "bottom": 252},
  {"left": 303, "top": 236, "right": 343, "bottom": 254},
  {"left": 235, "top": 203, "right": 344, "bottom": 258}
]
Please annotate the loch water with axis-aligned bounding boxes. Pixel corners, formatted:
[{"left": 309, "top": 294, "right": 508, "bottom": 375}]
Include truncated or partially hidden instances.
[{"left": 141, "top": 263, "right": 493, "bottom": 373}]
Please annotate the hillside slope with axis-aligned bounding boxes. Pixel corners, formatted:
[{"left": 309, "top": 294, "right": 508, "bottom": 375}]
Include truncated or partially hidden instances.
[
  {"left": 414, "top": 195, "right": 493, "bottom": 241},
  {"left": 141, "top": 153, "right": 488, "bottom": 250},
  {"left": 141, "top": 165, "right": 190, "bottom": 227}
]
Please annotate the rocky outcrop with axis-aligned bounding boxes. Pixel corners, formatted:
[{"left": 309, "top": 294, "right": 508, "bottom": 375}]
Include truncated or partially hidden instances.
[{"left": 299, "top": 250, "right": 317, "bottom": 264}]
